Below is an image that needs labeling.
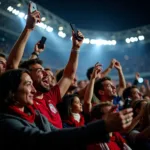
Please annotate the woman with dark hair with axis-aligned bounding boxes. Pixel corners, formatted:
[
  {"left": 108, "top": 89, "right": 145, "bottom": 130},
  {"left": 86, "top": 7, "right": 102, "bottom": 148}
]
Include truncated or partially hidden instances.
[
  {"left": 0, "top": 69, "right": 133, "bottom": 150},
  {"left": 60, "top": 94, "right": 85, "bottom": 128}
]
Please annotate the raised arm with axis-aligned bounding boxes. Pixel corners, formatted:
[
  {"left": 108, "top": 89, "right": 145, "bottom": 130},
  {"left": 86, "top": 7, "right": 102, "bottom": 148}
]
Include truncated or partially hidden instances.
[
  {"left": 84, "top": 63, "right": 102, "bottom": 114},
  {"left": 58, "top": 31, "right": 84, "bottom": 98},
  {"left": 101, "top": 59, "right": 116, "bottom": 78},
  {"left": 6, "top": 4, "right": 40, "bottom": 69},
  {"left": 114, "top": 60, "right": 126, "bottom": 96}
]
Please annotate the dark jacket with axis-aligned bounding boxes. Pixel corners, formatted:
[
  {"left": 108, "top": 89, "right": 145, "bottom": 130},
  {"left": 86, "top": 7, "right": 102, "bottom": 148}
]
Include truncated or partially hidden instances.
[{"left": 0, "top": 110, "right": 109, "bottom": 150}]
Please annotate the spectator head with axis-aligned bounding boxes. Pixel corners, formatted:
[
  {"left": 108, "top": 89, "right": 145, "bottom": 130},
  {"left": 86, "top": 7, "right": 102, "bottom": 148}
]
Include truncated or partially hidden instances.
[
  {"left": 140, "top": 85, "right": 146, "bottom": 95},
  {"left": 78, "top": 80, "right": 86, "bottom": 89},
  {"left": 91, "top": 102, "right": 113, "bottom": 120},
  {"left": 44, "top": 68, "right": 56, "bottom": 87},
  {"left": 59, "top": 94, "right": 82, "bottom": 119},
  {"left": 20, "top": 59, "right": 50, "bottom": 93},
  {"left": 139, "top": 102, "right": 150, "bottom": 130},
  {"left": 86, "top": 67, "right": 94, "bottom": 80},
  {"left": 94, "top": 77, "right": 117, "bottom": 102},
  {"left": 0, "top": 69, "right": 36, "bottom": 112},
  {"left": 0, "top": 53, "right": 7, "bottom": 74},
  {"left": 123, "top": 86, "right": 142, "bottom": 101},
  {"left": 131, "top": 100, "right": 148, "bottom": 117},
  {"left": 56, "top": 69, "right": 77, "bottom": 91}
]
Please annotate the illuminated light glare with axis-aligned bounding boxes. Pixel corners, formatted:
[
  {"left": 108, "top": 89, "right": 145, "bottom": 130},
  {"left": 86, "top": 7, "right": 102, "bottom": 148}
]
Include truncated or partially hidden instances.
[
  {"left": 37, "top": 22, "right": 47, "bottom": 29},
  {"left": 46, "top": 26, "right": 53, "bottom": 32},
  {"left": 138, "top": 35, "right": 145, "bottom": 41},
  {"left": 59, "top": 26, "right": 63, "bottom": 31},
  {"left": 58, "top": 31, "right": 66, "bottom": 38},
  {"left": 90, "top": 39, "right": 97, "bottom": 44},
  {"left": 24, "top": 15, "right": 28, "bottom": 20},
  {"left": 138, "top": 77, "right": 144, "bottom": 83},
  {"left": 83, "top": 38, "right": 90, "bottom": 44},
  {"left": 12, "top": 9, "right": 20, "bottom": 15},
  {"left": 112, "top": 40, "right": 117, "bottom": 45},
  {"left": 125, "top": 38, "right": 130, "bottom": 43},
  {"left": 7, "top": 6, "right": 14, "bottom": 12},
  {"left": 17, "top": 3, "right": 22, "bottom": 7},
  {"left": 41, "top": 17, "right": 46, "bottom": 21},
  {"left": 18, "top": 12, "right": 25, "bottom": 18},
  {"left": 70, "top": 37, "right": 72, "bottom": 40}
]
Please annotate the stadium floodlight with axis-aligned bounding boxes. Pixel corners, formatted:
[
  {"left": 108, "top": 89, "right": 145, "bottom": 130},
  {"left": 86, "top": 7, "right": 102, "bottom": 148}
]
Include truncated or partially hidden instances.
[
  {"left": 138, "top": 35, "right": 145, "bottom": 41},
  {"left": 41, "top": 17, "right": 46, "bottom": 21},
  {"left": 90, "top": 39, "right": 97, "bottom": 44},
  {"left": 46, "top": 26, "right": 53, "bottom": 32},
  {"left": 111, "top": 40, "right": 116, "bottom": 45},
  {"left": 12, "top": 9, "right": 20, "bottom": 15},
  {"left": 125, "top": 38, "right": 130, "bottom": 43},
  {"left": 58, "top": 31, "right": 66, "bottom": 38},
  {"left": 24, "top": 15, "right": 28, "bottom": 20},
  {"left": 7, "top": 6, "right": 14, "bottom": 12},
  {"left": 83, "top": 38, "right": 90, "bottom": 44},
  {"left": 18, "top": 12, "right": 25, "bottom": 18},
  {"left": 138, "top": 77, "right": 144, "bottom": 83},
  {"left": 96, "top": 39, "right": 103, "bottom": 45},
  {"left": 17, "top": 3, "right": 22, "bottom": 7},
  {"left": 59, "top": 26, "right": 63, "bottom": 31}
]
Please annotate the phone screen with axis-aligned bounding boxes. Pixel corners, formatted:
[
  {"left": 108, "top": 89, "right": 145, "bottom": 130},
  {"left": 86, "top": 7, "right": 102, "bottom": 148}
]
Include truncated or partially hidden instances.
[{"left": 30, "top": 2, "right": 37, "bottom": 13}]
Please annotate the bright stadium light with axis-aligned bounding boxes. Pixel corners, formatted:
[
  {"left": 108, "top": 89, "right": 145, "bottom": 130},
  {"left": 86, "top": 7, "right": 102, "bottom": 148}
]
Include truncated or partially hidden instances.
[
  {"left": 18, "top": 12, "right": 25, "bottom": 18},
  {"left": 24, "top": 15, "right": 28, "bottom": 20},
  {"left": 83, "top": 38, "right": 90, "bottom": 44},
  {"left": 138, "top": 35, "right": 145, "bottom": 41},
  {"left": 41, "top": 17, "right": 46, "bottom": 21},
  {"left": 17, "top": 3, "right": 22, "bottom": 7},
  {"left": 46, "top": 26, "right": 53, "bottom": 32},
  {"left": 12, "top": 9, "right": 20, "bottom": 15},
  {"left": 90, "top": 39, "right": 97, "bottom": 44},
  {"left": 111, "top": 40, "right": 117, "bottom": 45},
  {"left": 7, "top": 6, "right": 14, "bottom": 12},
  {"left": 125, "top": 38, "right": 130, "bottom": 43},
  {"left": 58, "top": 31, "right": 66, "bottom": 38},
  {"left": 59, "top": 26, "right": 63, "bottom": 31}
]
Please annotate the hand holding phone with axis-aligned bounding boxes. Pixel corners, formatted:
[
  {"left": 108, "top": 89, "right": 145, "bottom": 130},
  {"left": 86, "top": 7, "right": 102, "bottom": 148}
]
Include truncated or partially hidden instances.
[
  {"left": 70, "top": 23, "right": 83, "bottom": 41},
  {"left": 38, "top": 36, "right": 47, "bottom": 49}
]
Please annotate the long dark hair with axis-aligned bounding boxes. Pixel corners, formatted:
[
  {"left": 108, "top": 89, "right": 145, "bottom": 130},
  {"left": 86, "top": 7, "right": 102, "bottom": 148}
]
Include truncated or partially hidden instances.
[{"left": 0, "top": 69, "right": 30, "bottom": 112}]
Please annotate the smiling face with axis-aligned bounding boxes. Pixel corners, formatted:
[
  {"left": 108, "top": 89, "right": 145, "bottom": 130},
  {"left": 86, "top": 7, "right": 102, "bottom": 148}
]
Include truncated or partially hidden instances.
[
  {"left": 29, "top": 63, "right": 50, "bottom": 93},
  {"left": 71, "top": 96, "right": 83, "bottom": 113},
  {"left": 14, "top": 73, "right": 36, "bottom": 107}
]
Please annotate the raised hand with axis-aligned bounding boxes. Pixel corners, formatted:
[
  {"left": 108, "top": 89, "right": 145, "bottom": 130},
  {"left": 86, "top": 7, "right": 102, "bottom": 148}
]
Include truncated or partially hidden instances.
[
  {"left": 72, "top": 31, "right": 84, "bottom": 51},
  {"left": 91, "top": 62, "right": 102, "bottom": 80},
  {"left": 109, "top": 59, "right": 117, "bottom": 69},
  {"left": 114, "top": 61, "right": 122, "bottom": 71},
  {"left": 135, "top": 72, "right": 140, "bottom": 80},
  {"left": 34, "top": 41, "right": 45, "bottom": 54},
  {"left": 104, "top": 108, "right": 133, "bottom": 132},
  {"left": 26, "top": 3, "right": 41, "bottom": 30}
]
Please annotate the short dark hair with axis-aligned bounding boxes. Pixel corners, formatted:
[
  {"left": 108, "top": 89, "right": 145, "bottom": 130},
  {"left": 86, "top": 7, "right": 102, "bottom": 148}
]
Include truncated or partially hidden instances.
[
  {"left": 19, "top": 58, "right": 43, "bottom": 70},
  {"left": 91, "top": 102, "right": 112, "bottom": 119},
  {"left": 44, "top": 68, "right": 51, "bottom": 71},
  {"left": 123, "top": 85, "right": 137, "bottom": 100},
  {"left": 0, "top": 53, "right": 6, "bottom": 60},
  {"left": 94, "top": 77, "right": 111, "bottom": 99},
  {"left": 55, "top": 69, "right": 64, "bottom": 82},
  {"left": 86, "top": 67, "right": 94, "bottom": 80}
]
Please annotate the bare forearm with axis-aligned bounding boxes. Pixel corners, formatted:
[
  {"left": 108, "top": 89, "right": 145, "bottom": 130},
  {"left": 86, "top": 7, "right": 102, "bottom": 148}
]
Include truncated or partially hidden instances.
[
  {"left": 63, "top": 50, "right": 79, "bottom": 79},
  {"left": 84, "top": 79, "right": 95, "bottom": 113},
  {"left": 7, "top": 27, "right": 31, "bottom": 69},
  {"left": 136, "top": 126, "right": 150, "bottom": 140},
  {"left": 118, "top": 69, "right": 126, "bottom": 96}
]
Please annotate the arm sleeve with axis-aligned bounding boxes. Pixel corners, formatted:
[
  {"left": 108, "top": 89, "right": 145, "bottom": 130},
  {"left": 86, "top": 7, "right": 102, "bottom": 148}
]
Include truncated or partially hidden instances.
[{"left": 1, "top": 119, "right": 109, "bottom": 149}]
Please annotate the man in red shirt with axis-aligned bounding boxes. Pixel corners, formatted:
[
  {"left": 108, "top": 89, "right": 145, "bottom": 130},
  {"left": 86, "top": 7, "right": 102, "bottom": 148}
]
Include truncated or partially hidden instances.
[{"left": 7, "top": 4, "right": 84, "bottom": 128}]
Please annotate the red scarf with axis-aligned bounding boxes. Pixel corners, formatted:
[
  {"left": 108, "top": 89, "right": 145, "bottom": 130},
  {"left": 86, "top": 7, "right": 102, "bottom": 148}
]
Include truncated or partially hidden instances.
[
  {"left": 8, "top": 105, "right": 35, "bottom": 123},
  {"left": 64, "top": 114, "right": 85, "bottom": 127}
]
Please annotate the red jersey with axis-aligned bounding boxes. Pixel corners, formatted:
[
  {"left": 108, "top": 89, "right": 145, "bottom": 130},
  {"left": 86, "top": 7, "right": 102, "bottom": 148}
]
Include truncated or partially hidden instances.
[{"left": 33, "top": 85, "right": 62, "bottom": 128}]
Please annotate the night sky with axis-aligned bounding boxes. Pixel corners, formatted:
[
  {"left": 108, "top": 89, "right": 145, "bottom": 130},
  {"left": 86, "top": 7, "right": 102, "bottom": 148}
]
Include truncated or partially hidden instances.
[{"left": 35, "top": 0, "right": 150, "bottom": 31}]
